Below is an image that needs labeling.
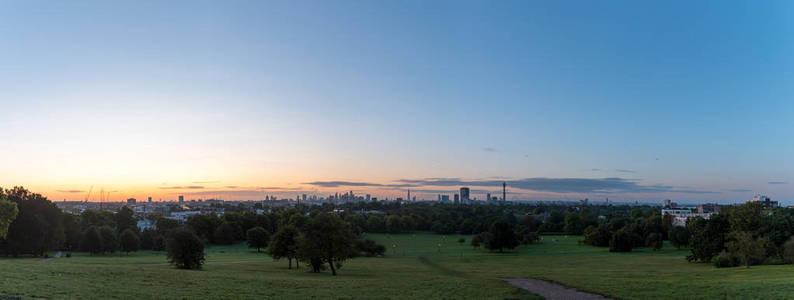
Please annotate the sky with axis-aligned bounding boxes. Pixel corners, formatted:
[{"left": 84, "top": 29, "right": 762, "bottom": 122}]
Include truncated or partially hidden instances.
[{"left": 0, "top": 0, "right": 792, "bottom": 204}]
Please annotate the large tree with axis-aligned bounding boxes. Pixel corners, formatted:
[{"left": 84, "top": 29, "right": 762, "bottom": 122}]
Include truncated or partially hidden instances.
[
  {"left": 2, "top": 187, "right": 64, "bottom": 256},
  {"left": 116, "top": 206, "right": 138, "bottom": 234},
  {"left": 98, "top": 225, "right": 118, "bottom": 253},
  {"left": 484, "top": 221, "right": 519, "bottom": 252},
  {"left": 727, "top": 231, "right": 767, "bottom": 268},
  {"left": 296, "top": 213, "right": 356, "bottom": 275},
  {"left": 268, "top": 225, "right": 299, "bottom": 269},
  {"left": 246, "top": 226, "right": 269, "bottom": 252},
  {"left": 80, "top": 226, "right": 103, "bottom": 254},
  {"left": 166, "top": 229, "right": 205, "bottom": 269},
  {"left": 0, "top": 193, "right": 19, "bottom": 239},
  {"left": 119, "top": 229, "right": 141, "bottom": 254}
]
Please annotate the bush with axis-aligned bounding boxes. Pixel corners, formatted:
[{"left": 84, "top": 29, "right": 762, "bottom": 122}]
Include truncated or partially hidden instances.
[
  {"left": 713, "top": 250, "right": 741, "bottom": 268},
  {"left": 609, "top": 227, "right": 633, "bottom": 252},
  {"left": 517, "top": 229, "right": 540, "bottom": 245},
  {"left": 166, "top": 229, "right": 205, "bottom": 269},
  {"left": 457, "top": 238, "right": 466, "bottom": 244},
  {"left": 354, "top": 238, "right": 386, "bottom": 257},
  {"left": 583, "top": 225, "right": 610, "bottom": 247}
]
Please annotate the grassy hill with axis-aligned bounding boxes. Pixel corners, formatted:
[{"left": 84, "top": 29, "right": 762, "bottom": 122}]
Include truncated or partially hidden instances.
[{"left": 2, "top": 233, "right": 794, "bottom": 299}]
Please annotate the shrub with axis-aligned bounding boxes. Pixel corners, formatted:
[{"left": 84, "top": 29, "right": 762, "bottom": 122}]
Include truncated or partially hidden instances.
[
  {"left": 713, "top": 250, "right": 741, "bottom": 268},
  {"left": 583, "top": 225, "right": 610, "bottom": 247},
  {"left": 166, "top": 229, "right": 205, "bottom": 269},
  {"left": 457, "top": 238, "right": 466, "bottom": 244},
  {"left": 354, "top": 238, "right": 386, "bottom": 257}
]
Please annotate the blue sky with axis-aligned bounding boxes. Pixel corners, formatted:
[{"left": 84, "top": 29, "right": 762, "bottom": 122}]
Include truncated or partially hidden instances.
[{"left": 0, "top": 0, "right": 792, "bottom": 203}]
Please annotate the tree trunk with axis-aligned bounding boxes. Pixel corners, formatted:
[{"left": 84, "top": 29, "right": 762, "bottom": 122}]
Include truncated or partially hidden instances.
[
  {"left": 329, "top": 254, "right": 337, "bottom": 276},
  {"left": 288, "top": 258, "right": 292, "bottom": 269}
]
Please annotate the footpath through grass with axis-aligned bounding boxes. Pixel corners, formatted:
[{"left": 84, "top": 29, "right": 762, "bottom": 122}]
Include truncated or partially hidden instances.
[{"left": 2, "top": 233, "right": 794, "bottom": 299}]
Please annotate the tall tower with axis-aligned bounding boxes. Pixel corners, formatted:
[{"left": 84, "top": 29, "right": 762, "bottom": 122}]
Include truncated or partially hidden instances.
[
  {"left": 407, "top": 189, "right": 411, "bottom": 202},
  {"left": 460, "top": 187, "right": 470, "bottom": 204},
  {"left": 502, "top": 182, "right": 506, "bottom": 203}
]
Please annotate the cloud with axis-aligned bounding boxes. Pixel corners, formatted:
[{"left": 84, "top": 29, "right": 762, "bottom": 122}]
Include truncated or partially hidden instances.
[
  {"left": 56, "top": 190, "right": 84, "bottom": 193},
  {"left": 303, "top": 181, "right": 415, "bottom": 188},
  {"left": 590, "top": 168, "right": 602, "bottom": 171},
  {"left": 729, "top": 189, "right": 752, "bottom": 193},
  {"left": 257, "top": 186, "right": 304, "bottom": 191},
  {"left": 769, "top": 181, "right": 788, "bottom": 185},
  {"left": 482, "top": 147, "right": 497, "bottom": 152},
  {"left": 192, "top": 180, "right": 220, "bottom": 184},
  {"left": 394, "top": 177, "right": 717, "bottom": 194},
  {"left": 615, "top": 169, "right": 636, "bottom": 173},
  {"left": 159, "top": 186, "right": 205, "bottom": 190},
  {"left": 224, "top": 186, "right": 239, "bottom": 189}
]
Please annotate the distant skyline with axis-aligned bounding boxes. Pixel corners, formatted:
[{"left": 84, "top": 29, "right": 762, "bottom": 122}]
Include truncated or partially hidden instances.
[{"left": 1, "top": 1, "right": 791, "bottom": 204}]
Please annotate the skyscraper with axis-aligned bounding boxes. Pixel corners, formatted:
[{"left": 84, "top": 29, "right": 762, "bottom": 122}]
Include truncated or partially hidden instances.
[
  {"left": 148, "top": 196, "right": 152, "bottom": 203},
  {"left": 487, "top": 193, "right": 491, "bottom": 204},
  {"left": 454, "top": 194, "right": 459, "bottom": 204},
  {"left": 178, "top": 195, "right": 184, "bottom": 205},
  {"left": 460, "top": 187, "right": 470, "bottom": 204},
  {"left": 502, "top": 182, "right": 506, "bottom": 203}
]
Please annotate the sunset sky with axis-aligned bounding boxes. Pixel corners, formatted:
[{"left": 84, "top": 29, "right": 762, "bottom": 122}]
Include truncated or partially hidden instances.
[{"left": 1, "top": 0, "right": 792, "bottom": 203}]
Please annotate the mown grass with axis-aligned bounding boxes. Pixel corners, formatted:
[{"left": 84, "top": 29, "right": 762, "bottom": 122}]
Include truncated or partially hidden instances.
[{"left": 2, "top": 233, "right": 794, "bottom": 299}]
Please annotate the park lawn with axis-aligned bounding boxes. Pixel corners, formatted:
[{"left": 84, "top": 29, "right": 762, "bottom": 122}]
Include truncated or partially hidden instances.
[{"left": 2, "top": 233, "right": 794, "bottom": 299}]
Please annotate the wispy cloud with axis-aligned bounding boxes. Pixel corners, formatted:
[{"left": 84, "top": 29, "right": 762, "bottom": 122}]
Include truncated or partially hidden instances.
[
  {"left": 56, "top": 190, "right": 84, "bottom": 193},
  {"left": 224, "top": 186, "right": 240, "bottom": 189},
  {"left": 482, "top": 147, "right": 497, "bottom": 152},
  {"left": 615, "top": 169, "right": 636, "bottom": 173},
  {"left": 729, "top": 189, "right": 752, "bottom": 192},
  {"left": 394, "top": 177, "right": 718, "bottom": 194},
  {"left": 303, "top": 181, "right": 415, "bottom": 188},
  {"left": 192, "top": 180, "right": 220, "bottom": 184},
  {"left": 769, "top": 181, "right": 788, "bottom": 185},
  {"left": 159, "top": 186, "right": 205, "bottom": 190}
]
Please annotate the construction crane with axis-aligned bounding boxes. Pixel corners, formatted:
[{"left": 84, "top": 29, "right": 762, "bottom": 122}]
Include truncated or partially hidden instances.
[{"left": 84, "top": 186, "right": 93, "bottom": 203}]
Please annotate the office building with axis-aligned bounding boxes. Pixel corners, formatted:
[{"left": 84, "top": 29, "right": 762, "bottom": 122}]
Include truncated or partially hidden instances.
[{"left": 460, "top": 187, "right": 470, "bottom": 204}]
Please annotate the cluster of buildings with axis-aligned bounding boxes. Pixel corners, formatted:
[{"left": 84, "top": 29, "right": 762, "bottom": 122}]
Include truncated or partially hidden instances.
[
  {"left": 661, "top": 194, "right": 779, "bottom": 227},
  {"left": 436, "top": 183, "right": 509, "bottom": 205}
]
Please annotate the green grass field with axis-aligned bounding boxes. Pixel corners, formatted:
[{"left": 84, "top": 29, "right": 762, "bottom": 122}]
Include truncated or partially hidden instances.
[{"left": 2, "top": 233, "right": 794, "bottom": 299}]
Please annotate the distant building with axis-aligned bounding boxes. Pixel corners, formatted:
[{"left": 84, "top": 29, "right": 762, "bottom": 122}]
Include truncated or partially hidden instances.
[
  {"left": 441, "top": 195, "right": 450, "bottom": 203},
  {"left": 127, "top": 198, "right": 136, "bottom": 205},
  {"left": 178, "top": 195, "right": 184, "bottom": 205},
  {"left": 460, "top": 187, "right": 470, "bottom": 204},
  {"left": 751, "top": 194, "right": 778, "bottom": 208},
  {"left": 698, "top": 203, "right": 721, "bottom": 214},
  {"left": 147, "top": 196, "right": 152, "bottom": 203},
  {"left": 454, "top": 194, "right": 460, "bottom": 204},
  {"left": 662, "top": 209, "right": 714, "bottom": 226},
  {"left": 487, "top": 193, "right": 491, "bottom": 204}
]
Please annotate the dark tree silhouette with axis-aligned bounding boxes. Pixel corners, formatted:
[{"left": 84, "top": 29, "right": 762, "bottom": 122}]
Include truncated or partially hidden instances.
[
  {"left": 166, "top": 229, "right": 205, "bottom": 269},
  {"left": 268, "top": 225, "right": 299, "bottom": 269},
  {"left": 119, "top": 229, "right": 141, "bottom": 254},
  {"left": 246, "top": 226, "right": 269, "bottom": 252}
]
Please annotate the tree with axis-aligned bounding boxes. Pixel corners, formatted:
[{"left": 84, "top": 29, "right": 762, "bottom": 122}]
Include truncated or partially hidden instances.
[
  {"left": 727, "top": 231, "right": 767, "bottom": 268},
  {"left": 186, "top": 214, "right": 221, "bottom": 243},
  {"left": 609, "top": 227, "right": 633, "bottom": 252},
  {"left": 483, "top": 221, "right": 519, "bottom": 252},
  {"left": 214, "top": 222, "right": 237, "bottom": 245},
  {"left": 166, "top": 229, "right": 205, "bottom": 269},
  {"left": 156, "top": 217, "right": 179, "bottom": 236},
  {"left": 98, "top": 225, "right": 118, "bottom": 253},
  {"left": 80, "top": 226, "right": 103, "bottom": 254},
  {"left": 646, "top": 232, "right": 662, "bottom": 251},
  {"left": 246, "top": 227, "right": 269, "bottom": 252},
  {"left": 268, "top": 225, "right": 299, "bottom": 269},
  {"left": 385, "top": 215, "right": 403, "bottom": 233},
  {"left": 2, "top": 187, "right": 64, "bottom": 256},
  {"left": 563, "top": 213, "right": 585, "bottom": 235},
  {"left": 471, "top": 233, "right": 485, "bottom": 249},
  {"left": 0, "top": 194, "right": 18, "bottom": 238},
  {"left": 116, "top": 206, "right": 138, "bottom": 234},
  {"left": 583, "top": 225, "right": 610, "bottom": 247},
  {"left": 296, "top": 213, "right": 356, "bottom": 275},
  {"left": 119, "top": 229, "right": 141, "bottom": 254},
  {"left": 687, "top": 214, "right": 730, "bottom": 262},
  {"left": 62, "top": 213, "right": 81, "bottom": 251},
  {"left": 669, "top": 226, "right": 690, "bottom": 249},
  {"left": 783, "top": 236, "right": 794, "bottom": 264}
]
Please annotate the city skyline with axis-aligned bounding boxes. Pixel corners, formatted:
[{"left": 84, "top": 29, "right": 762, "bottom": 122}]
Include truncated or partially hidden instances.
[{"left": 1, "top": 1, "right": 792, "bottom": 204}]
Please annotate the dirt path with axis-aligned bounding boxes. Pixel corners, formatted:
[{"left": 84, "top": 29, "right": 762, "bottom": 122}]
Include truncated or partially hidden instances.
[{"left": 501, "top": 278, "right": 612, "bottom": 300}]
